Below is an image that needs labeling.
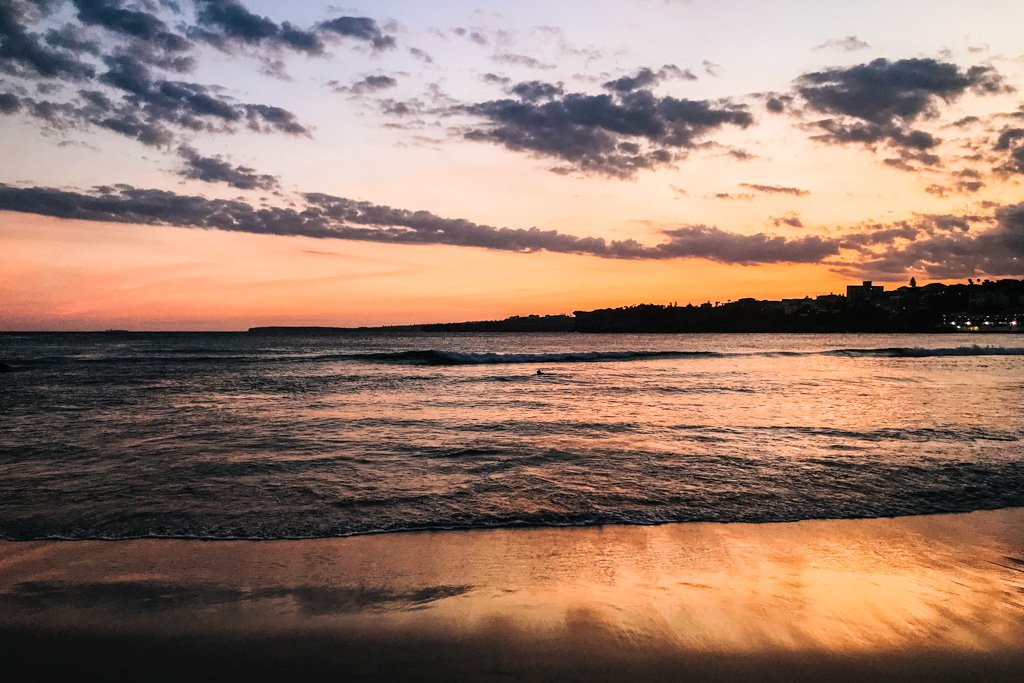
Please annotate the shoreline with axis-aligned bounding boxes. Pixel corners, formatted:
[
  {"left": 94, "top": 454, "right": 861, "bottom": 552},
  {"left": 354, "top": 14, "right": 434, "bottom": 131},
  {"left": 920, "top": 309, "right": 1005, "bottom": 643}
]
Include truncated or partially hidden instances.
[
  {"left": 3, "top": 504, "right": 1024, "bottom": 542},
  {"left": 3, "top": 508, "right": 1024, "bottom": 681}
]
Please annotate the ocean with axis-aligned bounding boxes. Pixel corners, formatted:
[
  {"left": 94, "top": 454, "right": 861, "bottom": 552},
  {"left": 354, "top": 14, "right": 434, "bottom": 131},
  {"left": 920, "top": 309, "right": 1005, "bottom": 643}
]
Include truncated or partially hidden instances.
[{"left": 1, "top": 332, "right": 1023, "bottom": 540}]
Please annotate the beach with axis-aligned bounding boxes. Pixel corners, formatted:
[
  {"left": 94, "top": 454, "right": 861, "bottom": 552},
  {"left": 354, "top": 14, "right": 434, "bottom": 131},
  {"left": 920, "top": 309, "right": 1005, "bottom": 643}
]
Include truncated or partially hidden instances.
[{"left": 3, "top": 508, "right": 1024, "bottom": 681}]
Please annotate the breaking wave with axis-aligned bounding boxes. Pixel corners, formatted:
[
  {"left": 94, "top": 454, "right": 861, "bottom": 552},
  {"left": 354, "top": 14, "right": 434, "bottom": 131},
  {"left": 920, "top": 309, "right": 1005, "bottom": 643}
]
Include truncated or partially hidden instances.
[{"left": 348, "top": 346, "right": 1024, "bottom": 365}]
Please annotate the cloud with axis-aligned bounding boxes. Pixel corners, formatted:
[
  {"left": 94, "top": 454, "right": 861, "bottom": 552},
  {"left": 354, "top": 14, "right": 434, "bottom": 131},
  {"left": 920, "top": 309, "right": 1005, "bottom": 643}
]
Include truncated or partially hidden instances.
[
  {"left": 0, "top": 2, "right": 402, "bottom": 150},
  {"left": 329, "top": 74, "right": 398, "bottom": 95},
  {"left": 651, "top": 225, "right": 837, "bottom": 263},
  {"left": 0, "top": 1, "right": 96, "bottom": 80},
  {"left": 189, "top": 2, "right": 395, "bottom": 54},
  {"left": 924, "top": 180, "right": 985, "bottom": 197},
  {"left": 491, "top": 52, "right": 555, "bottom": 70},
  {"left": 994, "top": 127, "right": 1024, "bottom": 173},
  {"left": 507, "top": 79, "right": 563, "bottom": 102},
  {"left": 481, "top": 72, "right": 510, "bottom": 86},
  {"left": 408, "top": 47, "right": 432, "bottom": 63},
  {"left": 710, "top": 192, "right": 754, "bottom": 200},
  {"left": 764, "top": 95, "right": 790, "bottom": 113},
  {"left": 177, "top": 145, "right": 279, "bottom": 190},
  {"left": 452, "top": 27, "right": 488, "bottom": 45},
  {"left": 190, "top": 0, "right": 322, "bottom": 55},
  {"left": 462, "top": 81, "right": 752, "bottom": 177},
  {"left": 73, "top": 0, "right": 191, "bottom": 53},
  {"left": 602, "top": 64, "right": 696, "bottom": 93},
  {"left": 794, "top": 58, "right": 1009, "bottom": 162},
  {"left": 0, "top": 91, "right": 21, "bottom": 113},
  {"left": 726, "top": 148, "right": 756, "bottom": 161},
  {"left": 1, "top": 180, "right": 1018, "bottom": 275},
  {"left": 839, "top": 206, "right": 1024, "bottom": 278},
  {"left": 0, "top": 182, "right": 846, "bottom": 264},
  {"left": 771, "top": 213, "right": 804, "bottom": 228},
  {"left": 701, "top": 60, "right": 720, "bottom": 77},
  {"left": 3, "top": 67, "right": 310, "bottom": 147},
  {"left": 318, "top": 16, "right": 396, "bottom": 51},
  {"left": 739, "top": 183, "right": 809, "bottom": 196},
  {"left": 813, "top": 36, "right": 870, "bottom": 52}
]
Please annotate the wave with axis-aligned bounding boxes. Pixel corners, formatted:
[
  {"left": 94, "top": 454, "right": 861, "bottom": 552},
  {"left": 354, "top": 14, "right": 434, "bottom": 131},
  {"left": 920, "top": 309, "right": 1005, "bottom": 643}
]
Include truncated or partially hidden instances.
[
  {"left": 346, "top": 345, "right": 1024, "bottom": 365},
  {"left": 823, "top": 346, "right": 1024, "bottom": 358},
  {"left": 8, "top": 345, "right": 1023, "bottom": 369},
  {"left": 353, "top": 349, "right": 721, "bottom": 365},
  {"left": 5, "top": 502, "right": 1023, "bottom": 542}
]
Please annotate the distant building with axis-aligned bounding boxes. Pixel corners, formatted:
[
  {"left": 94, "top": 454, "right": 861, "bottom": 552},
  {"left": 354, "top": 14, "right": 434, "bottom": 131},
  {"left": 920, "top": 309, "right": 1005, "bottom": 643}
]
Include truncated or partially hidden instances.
[
  {"left": 780, "top": 297, "right": 812, "bottom": 314},
  {"left": 943, "top": 312, "right": 1022, "bottom": 332},
  {"left": 846, "top": 280, "right": 884, "bottom": 304}
]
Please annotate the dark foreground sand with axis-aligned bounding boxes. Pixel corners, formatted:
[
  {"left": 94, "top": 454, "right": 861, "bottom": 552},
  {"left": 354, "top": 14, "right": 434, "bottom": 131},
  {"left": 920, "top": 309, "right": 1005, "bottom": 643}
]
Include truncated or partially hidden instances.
[{"left": 2, "top": 509, "right": 1024, "bottom": 682}]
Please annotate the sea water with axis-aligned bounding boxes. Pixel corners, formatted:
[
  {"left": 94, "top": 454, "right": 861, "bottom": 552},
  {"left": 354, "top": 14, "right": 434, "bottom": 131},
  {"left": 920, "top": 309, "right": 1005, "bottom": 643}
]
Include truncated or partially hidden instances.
[{"left": 1, "top": 332, "right": 1022, "bottom": 539}]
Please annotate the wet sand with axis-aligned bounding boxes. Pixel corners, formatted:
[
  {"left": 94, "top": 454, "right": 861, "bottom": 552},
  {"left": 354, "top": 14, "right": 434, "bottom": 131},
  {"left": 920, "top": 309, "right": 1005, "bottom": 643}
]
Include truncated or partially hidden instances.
[{"left": 2, "top": 509, "right": 1024, "bottom": 681}]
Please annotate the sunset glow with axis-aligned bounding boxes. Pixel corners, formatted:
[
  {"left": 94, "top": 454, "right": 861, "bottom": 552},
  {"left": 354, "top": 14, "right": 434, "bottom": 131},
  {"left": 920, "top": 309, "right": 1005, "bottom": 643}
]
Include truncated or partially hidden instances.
[{"left": 1, "top": 0, "right": 1022, "bottom": 329}]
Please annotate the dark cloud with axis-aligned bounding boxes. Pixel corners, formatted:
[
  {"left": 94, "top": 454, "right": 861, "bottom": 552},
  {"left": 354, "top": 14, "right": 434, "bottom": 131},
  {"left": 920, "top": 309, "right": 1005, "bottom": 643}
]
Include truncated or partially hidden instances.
[
  {"left": 408, "top": 47, "right": 432, "bottom": 63},
  {"left": 73, "top": 0, "right": 190, "bottom": 52},
  {"left": 44, "top": 24, "right": 102, "bottom": 56},
  {"left": 771, "top": 213, "right": 804, "bottom": 228},
  {"left": 0, "top": 182, "right": 846, "bottom": 264},
  {"left": 318, "top": 16, "right": 395, "bottom": 51},
  {"left": 1, "top": 176, "right": 1016, "bottom": 275},
  {"left": 0, "top": 1, "right": 331, "bottom": 151},
  {"left": 813, "top": 36, "right": 870, "bottom": 52},
  {"left": 924, "top": 180, "right": 985, "bottom": 197},
  {"left": 0, "top": 91, "right": 21, "bottom": 113},
  {"left": 840, "top": 206, "right": 1024, "bottom": 278},
  {"left": 189, "top": 1, "right": 395, "bottom": 54},
  {"left": 795, "top": 58, "right": 1008, "bottom": 158},
  {"left": 602, "top": 64, "right": 696, "bottom": 93},
  {"left": 0, "top": 47, "right": 309, "bottom": 146},
  {"left": 739, "top": 183, "right": 809, "bottom": 196},
  {"left": 508, "top": 80, "right": 563, "bottom": 102},
  {"left": 481, "top": 72, "right": 510, "bottom": 86},
  {"left": 177, "top": 145, "right": 279, "bottom": 190},
  {"left": 764, "top": 95, "right": 790, "bottom": 113},
  {"left": 329, "top": 74, "right": 398, "bottom": 95},
  {"left": 192, "top": 0, "right": 299, "bottom": 49},
  {"left": 100, "top": 53, "right": 309, "bottom": 137},
  {"left": 994, "top": 127, "right": 1024, "bottom": 174},
  {"left": 726, "top": 148, "right": 756, "bottom": 161},
  {"left": 463, "top": 84, "right": 752, "bottom": 177},
  {"left": 650, "top": 225, "right": 836, "bottom": 263},
  {"left": 0, "top": 1, "right": 95, "bottom": 80}
]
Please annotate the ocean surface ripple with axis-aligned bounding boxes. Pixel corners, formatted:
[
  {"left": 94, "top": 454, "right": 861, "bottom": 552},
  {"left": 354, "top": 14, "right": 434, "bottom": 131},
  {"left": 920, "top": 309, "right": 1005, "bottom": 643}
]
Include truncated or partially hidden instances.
[{"left": 1, "top": 332, "right": 1023, "bottom": 540}]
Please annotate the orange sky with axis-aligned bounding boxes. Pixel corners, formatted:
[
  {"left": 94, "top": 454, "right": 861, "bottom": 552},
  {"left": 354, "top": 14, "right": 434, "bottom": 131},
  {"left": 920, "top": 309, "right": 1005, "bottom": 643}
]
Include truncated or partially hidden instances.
[{"left": 2, "top": 212, "right": 847, "bottom": 330}]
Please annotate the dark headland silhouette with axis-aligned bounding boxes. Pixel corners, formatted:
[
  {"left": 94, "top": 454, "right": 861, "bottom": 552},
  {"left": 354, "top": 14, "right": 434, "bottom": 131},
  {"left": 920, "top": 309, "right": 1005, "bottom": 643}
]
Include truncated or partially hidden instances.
[{"left": 249, "top": 278, "right": 1024, "bottom": 335}]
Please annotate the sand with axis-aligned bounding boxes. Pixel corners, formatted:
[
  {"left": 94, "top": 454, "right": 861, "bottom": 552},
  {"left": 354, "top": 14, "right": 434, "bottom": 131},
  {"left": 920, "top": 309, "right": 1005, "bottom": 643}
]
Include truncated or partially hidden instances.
[{"left": 2, "top": 508, "right": 1024, "bottom": 681}]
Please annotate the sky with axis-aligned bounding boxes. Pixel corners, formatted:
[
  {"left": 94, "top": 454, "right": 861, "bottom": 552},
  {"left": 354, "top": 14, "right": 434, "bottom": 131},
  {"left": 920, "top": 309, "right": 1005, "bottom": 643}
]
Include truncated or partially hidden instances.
[{"left": 1, "top": 0, "right": 1022, "bottom": 330}]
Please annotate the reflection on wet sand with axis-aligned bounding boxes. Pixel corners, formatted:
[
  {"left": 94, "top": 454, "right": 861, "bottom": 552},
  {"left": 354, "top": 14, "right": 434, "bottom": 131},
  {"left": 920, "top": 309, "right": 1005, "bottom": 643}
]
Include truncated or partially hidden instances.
[{"left": 2, "top": 509, "right": 1024, "bottom": 681}]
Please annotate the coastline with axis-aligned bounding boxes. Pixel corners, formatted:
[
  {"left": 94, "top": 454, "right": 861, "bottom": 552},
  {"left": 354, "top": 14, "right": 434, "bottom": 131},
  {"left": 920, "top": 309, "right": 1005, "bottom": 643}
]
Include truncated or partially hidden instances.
[{"left": 3, "top": 508, "right": 1024, "bottom": 681}]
